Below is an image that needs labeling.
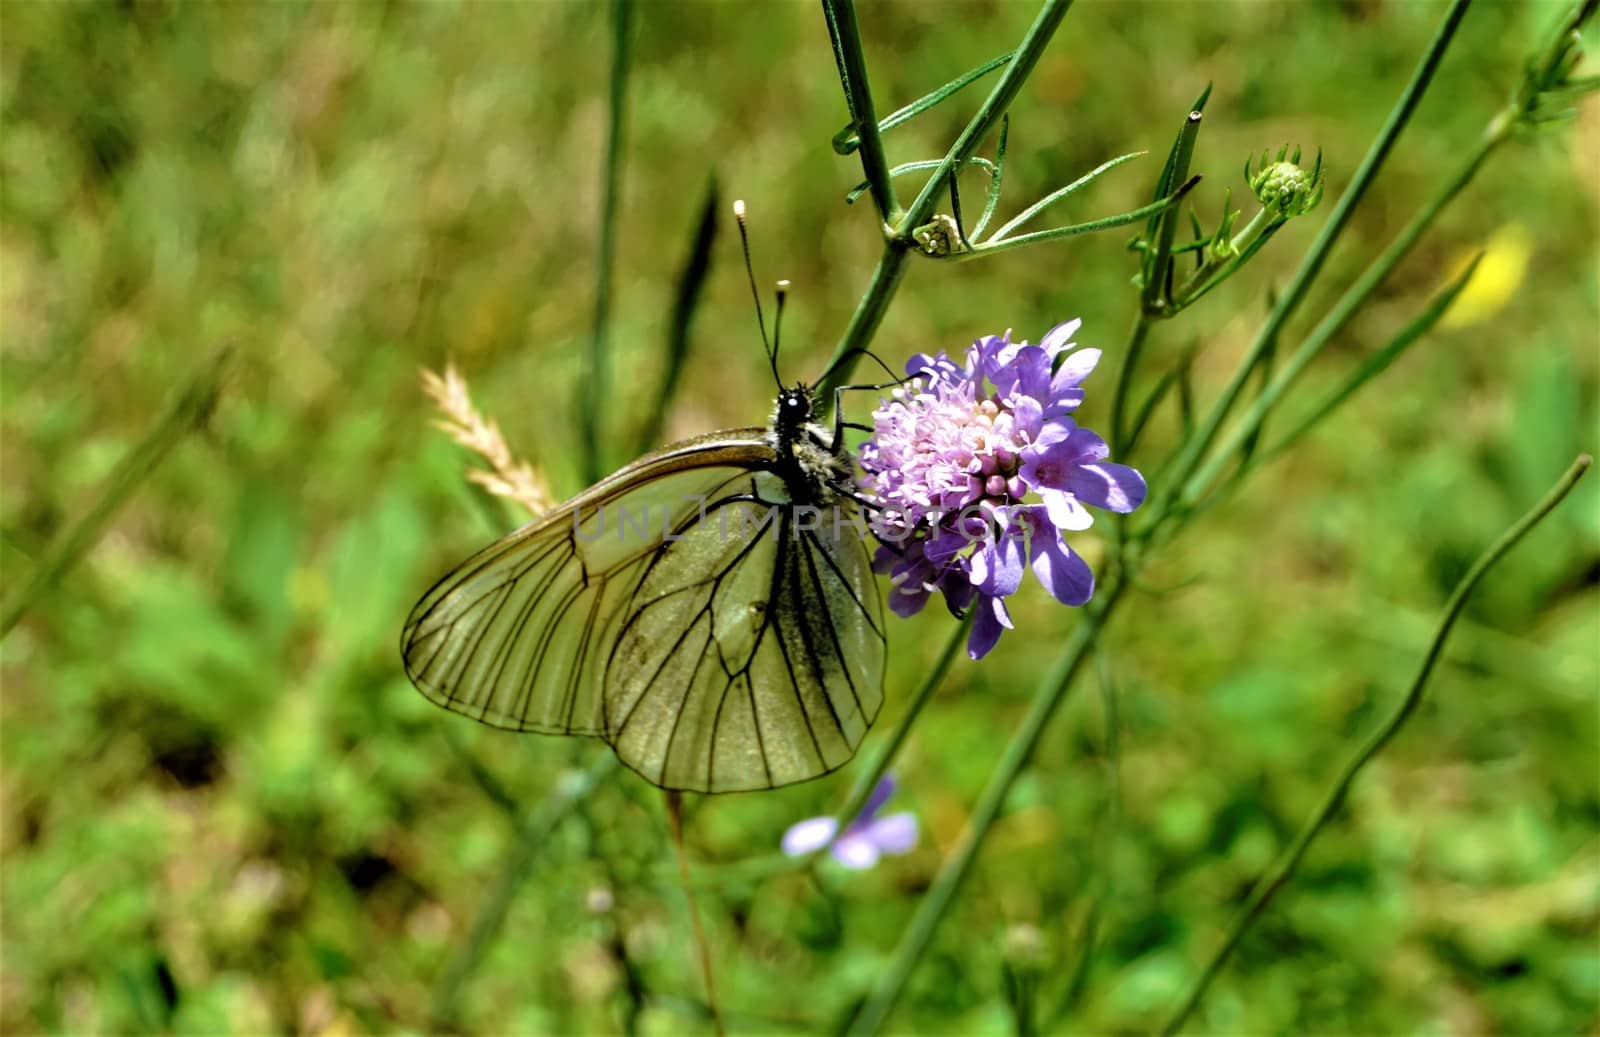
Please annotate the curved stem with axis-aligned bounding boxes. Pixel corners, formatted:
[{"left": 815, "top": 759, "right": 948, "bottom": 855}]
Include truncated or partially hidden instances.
[
  {"left": 823, "top": 0, "right": 900, "bottom": 224},
  {"left": 1158, "top": 454, "right": 1591, "bottom": 1035},
  {"left": 897, "top": 0, "right": 1074, "bottom": 239},
  {"left": 847, "top": 587, "right": 1123, "bottom": 1034},
  {"left": 816, "top": 245, "right": 912, "bottom": 408},
  {"left": 1176, "top": 125, "right": 1502, "bottom": 511},
  {"left": 578, "top": 0, "right": 635, "bottom": 485},
  {"left": 830, "top": 614, "right": 972, "bottom": 834},
  {"left": 1146, "top": 0, "right": 1473, "bottom": 527}
]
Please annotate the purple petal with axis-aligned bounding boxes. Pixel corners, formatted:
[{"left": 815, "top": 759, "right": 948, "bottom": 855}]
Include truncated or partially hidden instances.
[
  {"left": 1051, "top": 347, "right": 1101, "bottom": 392},
  {"left": 967, "top": 594, "right": 1013, "bottom": 659},
  {"left": 970, "top": 530, "right": 1025, "bottom": 597},
  {"left": 887, "top": 581, "right": 930, "bottom": 618},
  {"left": 1009, "top": 394, "right": 1043, "bottom": 440},
  {"left": 858, "top": 776, "right": 896, "bottom": 824},
  {"left": 858, "top": 812, "right": 918, "bottom": 856},
  {"left": 1066, "top": 462, "right": 1147, "bottom": 513},
  {"left": 1029, "top": 532, "right": 1095, "bottom": 606},
  {"left": 1037, "top": 487, "right": 1094, "bottom": 531},
  {"left": 1060, "top": 425, "right": 1111, "bottom": 464},
  {"left": 1039, "top": 319, "right": 1082, "bottom": 356},
  {"left": 1043, "top": 389, "right": 1086, "bottom": 420},
  {"left": 993, "top": 345, "right": 1053, "bottom": 404},
  {"left": 782, "top": 816, "right": 840, "bottom": 856},
  {"left": 830, "top": 832, "right": 882, "bottom": 870}
]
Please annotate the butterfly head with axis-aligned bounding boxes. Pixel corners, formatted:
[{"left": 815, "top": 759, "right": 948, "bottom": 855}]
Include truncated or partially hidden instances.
[{"left": 774, "top": 384, "right": 818, "bottom": 432}]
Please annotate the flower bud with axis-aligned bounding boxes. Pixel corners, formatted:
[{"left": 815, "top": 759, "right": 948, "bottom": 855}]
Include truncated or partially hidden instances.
[
  {"left": 1246, "top": 144, "right": 1325, "bottom": 217},
  {"left": 913, "top": 214, "right": 966, "bottom": 257}
]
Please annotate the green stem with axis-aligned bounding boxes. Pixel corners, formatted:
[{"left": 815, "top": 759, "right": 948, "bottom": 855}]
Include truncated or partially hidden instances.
[
  {"left": 953, "top": 188, "right": 1189, "bottom": 262},
  {"left": 1159, "top": 454, "right": 1591, "bottom": 1035},
  {"left": 1, "top": 347, "right": 230, "bottom": 639},
  {"left": 1146, "top": 0, "right": 1473, "bottom": 528},
  {"left": 636, "top": 175, "right": 719, "bottom": 455},
  {"left": 1109, "top": 312, "right": 1152, "bottom": 459},
  {"left": 816, "top": 245, "right": 911, "bottom": 408},
  {"left": 847, "top": 586, "right": 1123, "bottom": 1035},
  {"left": 897, "top": 0, "right": 1074, "bottom": 240},
  {"left": 986, "top": 151, "right": 1146, "bottom": 242},
  {"left": 1143, "top": 108, "right": 1204, "bottom": 315},
  {"left": 579, "top": 0, "right": 635, "bottom": 485},
  {"left": 830, "top": 615, "right": 971, "bottom": 837},
  {"left": 431, "top": 753, "right": 618, "bottom": 1027},
  {"left": 1177, "top": 124, "right": 1503, "bottom": 511},
  {"left": 823, "top": 0, "right": 900, "bottom": 225}
]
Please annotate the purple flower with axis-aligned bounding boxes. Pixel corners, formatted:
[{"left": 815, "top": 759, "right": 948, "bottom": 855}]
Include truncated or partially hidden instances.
[
  {"left": 780, "top": 776, "right": 918, "bottom": 870},
  {"left": 858, "top": 321, "right": 1145, "bottom": 659}
]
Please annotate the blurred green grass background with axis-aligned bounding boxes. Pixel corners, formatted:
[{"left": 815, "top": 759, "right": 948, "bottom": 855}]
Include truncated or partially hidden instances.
[{"left": 2, "top": 2, "right": 1596, "bottom": 1033}]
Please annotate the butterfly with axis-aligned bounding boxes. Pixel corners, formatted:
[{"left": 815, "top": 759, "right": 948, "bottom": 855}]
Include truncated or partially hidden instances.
[{"left": 401, "top": 219, "right": 888, "bottom": 793}]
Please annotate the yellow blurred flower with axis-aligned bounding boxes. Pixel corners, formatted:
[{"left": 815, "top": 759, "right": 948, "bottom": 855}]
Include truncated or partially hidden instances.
[{"left": 1441, "top": 222, "right": 1533, "bottom": 329}]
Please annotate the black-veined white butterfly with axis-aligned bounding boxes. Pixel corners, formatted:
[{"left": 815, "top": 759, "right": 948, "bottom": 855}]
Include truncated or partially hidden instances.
[{"left": 401, "top": 209, "right": 888, "bottom": 793}]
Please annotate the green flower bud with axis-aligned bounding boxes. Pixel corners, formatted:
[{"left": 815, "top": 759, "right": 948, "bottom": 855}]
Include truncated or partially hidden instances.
[{"left": 1245, "top": 145, "right": 1325, "bottom": 217}]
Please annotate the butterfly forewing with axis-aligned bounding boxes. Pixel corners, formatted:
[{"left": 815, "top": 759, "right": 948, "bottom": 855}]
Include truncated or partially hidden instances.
[
  {"left": 607, "top": 478, "right": 887, "bottom": 793},
  {"left": 401, "top": 431, "right": 771, "bottom": 735}
]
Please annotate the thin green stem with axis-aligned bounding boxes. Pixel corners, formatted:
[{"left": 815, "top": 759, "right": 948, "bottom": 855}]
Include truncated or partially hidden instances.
[
  {"left": 847, "top": 587, "right": 1122, "bottom": 1035},
  {"left": 987, "top": 151, "right": 1146, "bottom": 242},
  {"left": 666, "top": 790, "right": 724, "bottom": 1036},
  {"left": 432, "top": 753, "right": 618, "bottom": 1027},
  {"left": 1051, "top": 650, "right": 1124, "bottom": 1022},
  {"left": 1244, "top": 253, "right": 1484, "bottom": 479},
  {"left": 830, "top": 615, "right": 971, "bottom": 838},
  {"left": 1143, "top": 107, "right": 1204, "bottom": 314},
  {"left": 1177, "top": 126, "right": 1502, "bottom": 512},
  {"left": 816, "top": 245, "right": 911, "bottom": 408},
  {"left": 897, "top": 0, "right": 1074, "bottom": 239},
  {"left": 1109, "top": 313, "right": 1152, "bottom": 459},
  {"left": 1, "top": 347, "right": 230, "bottom": 639},
  {"left": 1146, "top": 0, "right": 1473, "bottom": 528},
  {"left": 953, "top": 188, "right": 1190, "bottom": 263},
  {"left": 636, "top": 175, "right": 719, "bottom": 455},
  {"left": 579, "top": 0, "right": 635, "bottom": 485},
  {"left": 1159, "top": 454, "right": 1592, "bottom": 1035},
  {"left": 823, "top": 0, "right": 900, "bottom": 225},
  {"left": 832, "top": 50, "right": 1015, "bottom": 156}
]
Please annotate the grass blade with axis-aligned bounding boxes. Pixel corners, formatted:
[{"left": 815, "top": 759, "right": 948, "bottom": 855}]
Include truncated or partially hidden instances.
[
  {"left": 578, "top": 0, "right": 636, "bottom": 485},
  {"left": 1, "top": 347, "right": 231, "bottom": 639},
  {"left": 832, "top": 49, "right": 1015, "bottom": 155},
  {"left": 1159, "top": 453, "right": 1592, "bottom": 1035},
  {"left": 635, "top": 175, "right": 719, "bottom": 455}
]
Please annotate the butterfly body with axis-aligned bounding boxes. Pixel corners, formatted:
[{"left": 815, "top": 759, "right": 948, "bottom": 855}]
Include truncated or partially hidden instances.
[{"left": 402, "top": 383, "right": 886, "bottom": 793}]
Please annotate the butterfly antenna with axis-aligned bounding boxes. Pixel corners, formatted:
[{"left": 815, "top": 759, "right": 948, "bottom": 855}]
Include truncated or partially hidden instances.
[
  {"left": 734, "top": 199, "right": 777, "bottom": 387},
  {"left": 818, "top": 344, "right": 904, "bottom": 387},
  {"left": 772, "top": 280, "right": 789, "bottom": 386}
]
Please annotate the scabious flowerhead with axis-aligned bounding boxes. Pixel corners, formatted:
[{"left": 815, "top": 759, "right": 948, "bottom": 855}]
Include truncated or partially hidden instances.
[
  {"left": 858, "top": 321, "right": 1146, "bottom": 659},
  {"left": 780, "top": 776, "right": 917, "bottom": 870}
]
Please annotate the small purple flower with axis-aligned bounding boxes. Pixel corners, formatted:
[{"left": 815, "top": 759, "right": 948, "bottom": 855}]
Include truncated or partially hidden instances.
[
  {"left": 859, "top": 321, "right": 1146, "bottom": 659},
  {"left": 780, "top": 776, "right": 918, "bottom": 870}
]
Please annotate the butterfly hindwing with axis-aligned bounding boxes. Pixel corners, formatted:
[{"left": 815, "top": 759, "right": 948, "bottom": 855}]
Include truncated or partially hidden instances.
[{"left": 607, "top": 475, "right": 887, "bottom": 793}]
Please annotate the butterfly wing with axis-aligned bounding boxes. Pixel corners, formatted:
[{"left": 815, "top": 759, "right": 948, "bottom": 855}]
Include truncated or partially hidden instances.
[
  {"left": 606, "top": 478, "right": 888, "bottom": 792},
  {"left": 401, "top": 430, "right": 771, "bottom": 735}
]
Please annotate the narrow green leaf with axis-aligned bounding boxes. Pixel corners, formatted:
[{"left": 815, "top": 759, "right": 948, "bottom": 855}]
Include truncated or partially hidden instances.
[
  {"left": 635, "top": 175, "right": 719, "bottom": 455},
  {"left": 1159, "top": 454, "right": 1592, "bottom": 1035},
  {"left": 578, "top": 0, "right": 636, "bottom": 485},
  {"left": 964, "top": 176, "right": 1197, "bottom": 262},
  {"left": 973, "top": 114, "right": 1011, "bottom": 239},
  {"left": 832, "top": 50, "right": 1016, "bottom": 155},
  {"left": 1, "top": 347, "right": 231, "bottom": 638},
  {"left": 988, "top": 150, "right": 1147, "bottom": 242},
  {"left": 1257, "top": 254, "right": 1484, "bottom": 468}
]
